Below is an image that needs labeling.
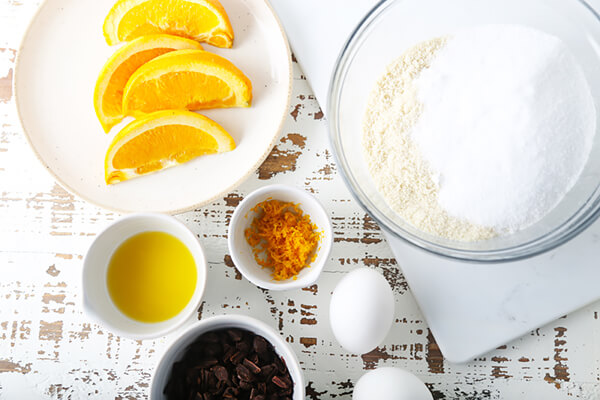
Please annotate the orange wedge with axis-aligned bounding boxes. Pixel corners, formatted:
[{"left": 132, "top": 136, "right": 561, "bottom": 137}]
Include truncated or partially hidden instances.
[
  {"left": 94, "top": 34, "right": 203, "bottom": 132},
  {"left": 103, "top": 0, "right": 234, "bottom": 48},
  {"left": 122, "top": 49, "right": 252, "bottom": 117},
  {"left": 105, "top": 110, "right": 235, "bottom": 184}
]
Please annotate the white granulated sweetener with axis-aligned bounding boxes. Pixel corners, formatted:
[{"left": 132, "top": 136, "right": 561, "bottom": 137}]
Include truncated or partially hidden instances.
[
  {"left": 411, "top": 25, "right": 596, "bottom": 232},
  {"left": 363, "top": 25, "right": 596, "bottom": 240}
]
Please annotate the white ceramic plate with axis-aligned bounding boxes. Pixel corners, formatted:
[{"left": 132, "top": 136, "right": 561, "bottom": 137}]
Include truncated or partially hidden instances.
[{"left": 15, "top": 0, "right": 292, "bottom": 213}]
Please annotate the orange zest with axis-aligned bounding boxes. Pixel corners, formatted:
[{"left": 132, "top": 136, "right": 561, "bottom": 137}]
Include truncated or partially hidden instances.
[{"left": 244, "top": 200, "right": 321, "bottom": 281}]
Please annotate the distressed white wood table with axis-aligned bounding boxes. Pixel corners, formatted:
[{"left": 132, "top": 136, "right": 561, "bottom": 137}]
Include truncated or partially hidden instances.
[{"left": 1, "top": 1, "right": 600, "bottom": 399}]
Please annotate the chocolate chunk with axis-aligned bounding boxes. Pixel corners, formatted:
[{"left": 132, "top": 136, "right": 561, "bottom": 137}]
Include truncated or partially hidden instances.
[
  {"left": 253, "top": 336, "right": 269, "bottom": 356},
  {"left": 239, "top": 379, "right": 253, "bottom": 390},
  {"left": 243, "top": 358, "right": 262, "bottom": 374},
  {"left": 223, "top": 386, "right": 239, "bottom": 397},
  {"left": 236, "top": 363, "right": 254, "bottom": 382},
  {"left": 236, "top": 340, "right": 251, "bottom": 353},
  {"left": 257, "top": 382, "right": 267, "bottom": 394},
  {"left": 259, "top": 364, "right": 276, "bottom": 381},
  {"left": 223, "top": 345, "right": 236, "bottom": 363},
  {"left": 274, "top": 356, "right": 286, "bottom": 373},
  {"left": 200, "top": 332, "right": 220, "bottom": 343},
  {"left": 230, "top": 350, "right": 246, "bottom": 365},
  {"left": 212, "top": 365, "right": 228, "bottom": 381},
  {"left": 272, "top": 375, "right": 289, "bottom": 389},
  {"left": 196, "top": 357, "right": 218, "bottom": 369},
  {"left": 227, "top": 328, "right": 244, "bottom": 342}
]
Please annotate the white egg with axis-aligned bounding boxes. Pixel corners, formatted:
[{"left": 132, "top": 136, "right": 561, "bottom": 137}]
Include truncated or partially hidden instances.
[
  {"left": 353, "top": 368, "right": 433, "bottom": 400},
  {"left": 329, "top": 267, "right": 394, "bottom": 354}
]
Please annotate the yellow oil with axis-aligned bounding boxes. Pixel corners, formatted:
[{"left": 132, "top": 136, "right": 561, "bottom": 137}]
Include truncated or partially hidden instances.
[{"left": 107, "top": 231, "right": 197, "bottom": 323}]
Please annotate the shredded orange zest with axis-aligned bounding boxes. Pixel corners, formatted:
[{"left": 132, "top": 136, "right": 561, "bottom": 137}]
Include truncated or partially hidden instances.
[{"left": 244, "top": 199, "right": 321, "bottom": 281}]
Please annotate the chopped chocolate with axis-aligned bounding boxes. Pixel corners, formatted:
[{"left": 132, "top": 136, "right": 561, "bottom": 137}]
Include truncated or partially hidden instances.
[{"left": 164, "top": 328, "right": 295, "bottom": 400}]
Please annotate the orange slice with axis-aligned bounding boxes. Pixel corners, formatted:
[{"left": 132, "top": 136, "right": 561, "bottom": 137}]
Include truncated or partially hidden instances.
[
  {"left": 122, "top": 49, "right": 252, "bottom": 117},
  {"left": 94, "top": 34, "right": 203, "bottom": 132},
  {"left": 103, "top": 0, "right": 234, "bottom": 48},
  {"left": 105, "top": 110, "right": 235, "bottom": 184}
]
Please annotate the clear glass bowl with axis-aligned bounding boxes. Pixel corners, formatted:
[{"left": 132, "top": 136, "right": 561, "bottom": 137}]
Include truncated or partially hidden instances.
[{"left": 328, "top": 0, "right": 600, "bottom": 262}]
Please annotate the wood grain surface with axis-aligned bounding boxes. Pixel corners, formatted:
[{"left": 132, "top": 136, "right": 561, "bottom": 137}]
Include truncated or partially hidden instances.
[{"left": 1, "top": 1, "right": 600, "bottom": 399}]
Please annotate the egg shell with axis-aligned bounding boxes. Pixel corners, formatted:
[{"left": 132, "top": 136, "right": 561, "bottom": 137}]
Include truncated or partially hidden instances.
[
  {"left": 329, "top": 267, "right": 394, "bottom": 354},
  {"left": 353, "top": 367, "right": 433, "bottom": 400}
]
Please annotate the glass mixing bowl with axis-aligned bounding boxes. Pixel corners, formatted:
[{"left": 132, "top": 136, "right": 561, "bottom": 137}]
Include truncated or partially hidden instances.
[{"left": 328, "top": 0, "right": 600, "bottom": 262}]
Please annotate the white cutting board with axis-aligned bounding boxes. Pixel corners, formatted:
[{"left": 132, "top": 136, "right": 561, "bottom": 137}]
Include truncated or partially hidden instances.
[{"left": 270, "top": 0, "right": 600, "bottom": 363}]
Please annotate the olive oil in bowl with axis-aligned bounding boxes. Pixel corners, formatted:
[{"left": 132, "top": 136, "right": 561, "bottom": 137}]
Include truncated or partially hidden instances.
[{"left": 107, "top": 231, "right": 197, "bottom": 323}]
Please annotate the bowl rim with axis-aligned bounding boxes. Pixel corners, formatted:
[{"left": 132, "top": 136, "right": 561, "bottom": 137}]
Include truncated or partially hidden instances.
[
  {"left": 228, "top": 184, "right": 333, "bottom": 290},
  {"left": 149, "top": 314, "right": 306, "bottom": 400},
  {"left": 327, "top": 0, "right": 600, "bottom": 263},
  {"left": 81, "top": 212, "right": 208, "bottom": 339}
]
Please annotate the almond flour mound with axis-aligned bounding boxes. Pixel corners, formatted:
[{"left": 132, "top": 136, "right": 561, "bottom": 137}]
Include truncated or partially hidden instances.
[{"left": 362, "top": 38, "right": 496, "bottom": 241}]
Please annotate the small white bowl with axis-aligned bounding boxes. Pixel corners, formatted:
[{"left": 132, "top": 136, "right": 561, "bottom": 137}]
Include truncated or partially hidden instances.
[
  {"left": 82, "top": 213, "right": 207, "bottom": 339},
  {"left": 150, "top": 314, "right": 305, "bottom": 400},
  {"left": 228, "top": 184, "right": 333, "bottom": 290}
]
